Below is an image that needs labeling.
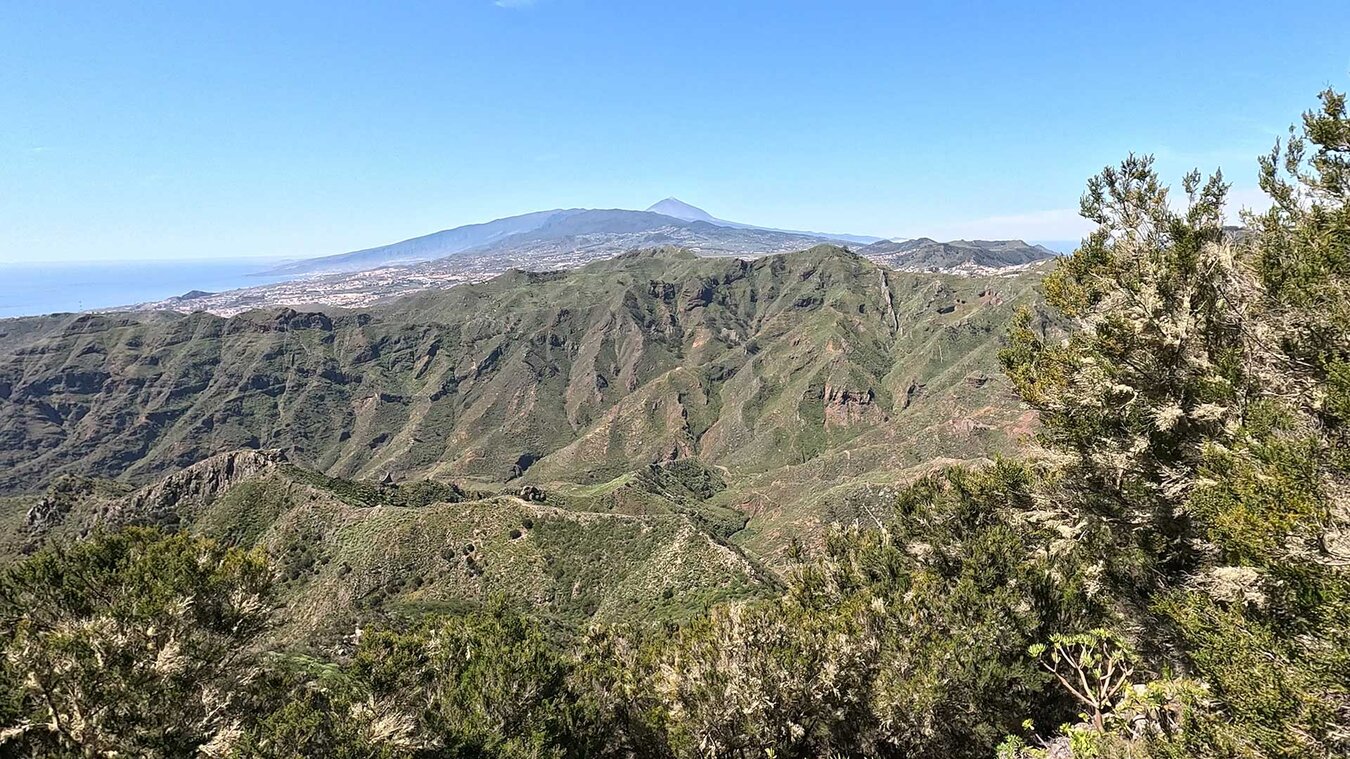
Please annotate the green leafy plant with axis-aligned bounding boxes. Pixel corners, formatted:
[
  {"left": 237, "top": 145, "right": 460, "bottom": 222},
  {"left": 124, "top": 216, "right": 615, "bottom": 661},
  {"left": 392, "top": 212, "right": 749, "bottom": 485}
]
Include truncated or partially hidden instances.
[{"left": 1028, "top": 630, "right": 1135, "bottom": 733}]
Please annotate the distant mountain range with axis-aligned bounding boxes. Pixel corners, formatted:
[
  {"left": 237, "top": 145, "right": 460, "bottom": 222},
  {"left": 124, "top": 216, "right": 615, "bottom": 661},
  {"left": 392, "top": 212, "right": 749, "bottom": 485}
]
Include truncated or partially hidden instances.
[
  {"left": 0, "top": 245, "right": 1051, "bottom": 635},
  {"left": 102, "top": 201, "right": 1061, "bottom": 317},
  {"left": 859, "top": 238, "right": 1058, "bottom": 273},
  {"left": 643, "top": 198, "right": 884, "bottom": 246},
  {"left": 267, "top": 200, "right": 884, "bottom": 277}
]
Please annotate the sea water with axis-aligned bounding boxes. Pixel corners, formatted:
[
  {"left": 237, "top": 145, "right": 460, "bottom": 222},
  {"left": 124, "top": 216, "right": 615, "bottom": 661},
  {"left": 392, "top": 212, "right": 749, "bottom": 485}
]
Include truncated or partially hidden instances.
[{"left": 0, "top": 259, "right": 291, "bottom": 318}]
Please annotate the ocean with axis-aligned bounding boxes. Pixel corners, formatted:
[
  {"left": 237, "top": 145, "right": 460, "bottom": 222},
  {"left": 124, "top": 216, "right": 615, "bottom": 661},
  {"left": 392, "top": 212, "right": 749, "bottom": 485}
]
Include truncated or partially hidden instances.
[{"left": 0, "top": 258, "right": 291, "bottom": 319}]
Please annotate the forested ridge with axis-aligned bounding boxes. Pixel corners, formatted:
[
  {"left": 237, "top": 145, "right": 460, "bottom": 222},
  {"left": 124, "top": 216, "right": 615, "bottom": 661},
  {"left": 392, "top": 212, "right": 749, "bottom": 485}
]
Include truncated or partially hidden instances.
[{"left": 0, "top": 87, "right": 1346, "bottom": 758}]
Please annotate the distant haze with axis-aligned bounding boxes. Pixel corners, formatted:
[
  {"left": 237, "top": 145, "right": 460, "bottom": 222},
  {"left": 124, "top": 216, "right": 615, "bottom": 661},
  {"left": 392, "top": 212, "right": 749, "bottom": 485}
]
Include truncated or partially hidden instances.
[{"left": 268, "top": 199, "right": 884, "bottom": 277}]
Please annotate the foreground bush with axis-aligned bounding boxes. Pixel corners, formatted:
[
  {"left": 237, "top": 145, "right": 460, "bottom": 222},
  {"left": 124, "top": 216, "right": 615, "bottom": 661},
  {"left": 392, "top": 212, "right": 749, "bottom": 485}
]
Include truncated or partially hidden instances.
[
  {"left": 1001, "top": 86, "right": 1350, "bottom": 757},
  {"left": 658, "top": 462, "right": 1100, "bottom": 758},
  {"left": 0, "top": 528, "right": 271, "bottom": 757}
]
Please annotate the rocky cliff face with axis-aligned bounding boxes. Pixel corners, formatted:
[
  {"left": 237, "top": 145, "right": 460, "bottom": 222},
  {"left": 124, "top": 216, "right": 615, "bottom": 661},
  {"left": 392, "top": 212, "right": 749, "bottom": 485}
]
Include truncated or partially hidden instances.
[
  {"left": 823, "top": 384, "right": 887, "bottom": 427},
  {"left": 23, "top": 476, "right": 123, "bottom": 538},
  {"left": 117, "top": 448, "right": 290, "bottom": 528}
]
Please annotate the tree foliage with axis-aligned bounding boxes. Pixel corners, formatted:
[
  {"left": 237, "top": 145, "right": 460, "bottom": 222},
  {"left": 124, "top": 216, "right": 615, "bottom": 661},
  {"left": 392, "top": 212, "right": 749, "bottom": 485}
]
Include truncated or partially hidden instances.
[
  {"left": 1001, "top": 86, "right": 1350, "bottom": 757},
  {"left": 657, "top": 462, "right": 1100, "bottom": 758}
]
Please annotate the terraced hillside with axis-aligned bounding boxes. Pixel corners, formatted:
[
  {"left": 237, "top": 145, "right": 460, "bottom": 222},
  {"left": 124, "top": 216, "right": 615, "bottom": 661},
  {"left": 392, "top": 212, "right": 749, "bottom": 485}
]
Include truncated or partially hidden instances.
[{"left": 0, "top": 246, "right": 1047, "bottom": 557}]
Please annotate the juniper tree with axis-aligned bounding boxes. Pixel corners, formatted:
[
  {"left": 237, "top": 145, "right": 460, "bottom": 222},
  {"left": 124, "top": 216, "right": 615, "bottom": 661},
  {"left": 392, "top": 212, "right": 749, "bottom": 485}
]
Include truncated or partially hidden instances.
[{"left": 1002, "top": 86, "right": 1350, "bottom": 757}]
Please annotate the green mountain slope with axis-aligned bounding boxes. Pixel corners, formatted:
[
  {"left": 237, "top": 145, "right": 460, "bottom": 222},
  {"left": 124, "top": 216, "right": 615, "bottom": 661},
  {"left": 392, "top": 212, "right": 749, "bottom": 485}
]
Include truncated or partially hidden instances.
[
  {"left": 0, "top": 246, "right": 1046, "bottom": 556},
  {"left": 0, "top": 449, "right": 772, "bottom": 639}
]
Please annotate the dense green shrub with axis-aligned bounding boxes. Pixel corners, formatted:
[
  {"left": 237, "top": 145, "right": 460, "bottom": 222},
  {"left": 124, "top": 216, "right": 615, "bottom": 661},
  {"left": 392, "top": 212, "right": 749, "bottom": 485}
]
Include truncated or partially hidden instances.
[
  {"left": 655, "top": 462, "right": 1101, "bottom": 758},
  {"left": 1000, "top": 86, "right": 1350, "bottom": 757},
  {"left": 0, "top": 528, "right": 272, "bottom": 757}
]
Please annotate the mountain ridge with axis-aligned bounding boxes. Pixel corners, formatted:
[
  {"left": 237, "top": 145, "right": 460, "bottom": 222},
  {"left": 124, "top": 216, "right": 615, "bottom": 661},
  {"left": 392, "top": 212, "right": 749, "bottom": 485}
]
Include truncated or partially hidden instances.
[
  {"left": 0, "top": 447, "right": 774, "bottom": 636},
  {"left": 860, "top": 237, "right": 1057, "bottom": 273},
  {"left": 266, "top": 208, "right": 583, "bottom": 276},
  {"left": 127, "top": 232, "right": 1057, "bottom": 318}
]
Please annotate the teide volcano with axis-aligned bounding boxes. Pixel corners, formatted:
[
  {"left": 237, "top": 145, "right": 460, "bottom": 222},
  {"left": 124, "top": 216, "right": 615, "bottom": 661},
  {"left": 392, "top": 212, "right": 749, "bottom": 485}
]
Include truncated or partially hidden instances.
[{"left": 268, "top": 200, "right": 883, "bottom": 277}]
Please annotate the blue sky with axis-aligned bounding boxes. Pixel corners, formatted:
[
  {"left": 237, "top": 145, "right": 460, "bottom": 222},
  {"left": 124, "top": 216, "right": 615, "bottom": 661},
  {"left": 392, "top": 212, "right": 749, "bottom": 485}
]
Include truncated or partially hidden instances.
[{"left": 2, "top": 1, "right": 1348, "bottom": 263}]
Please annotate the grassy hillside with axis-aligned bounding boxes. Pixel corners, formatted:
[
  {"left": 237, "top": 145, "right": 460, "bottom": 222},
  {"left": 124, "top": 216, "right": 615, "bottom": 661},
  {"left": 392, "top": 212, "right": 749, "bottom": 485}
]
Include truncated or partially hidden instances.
[{"left": 1, "top": 449, "right": 773, "bottom": 640}]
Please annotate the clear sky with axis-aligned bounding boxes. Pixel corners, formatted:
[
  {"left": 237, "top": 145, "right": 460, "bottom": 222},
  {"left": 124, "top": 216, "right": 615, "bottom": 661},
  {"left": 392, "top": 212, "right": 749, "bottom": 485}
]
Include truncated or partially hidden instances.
[{"left": 2, "top": 1, "right": 1348, "bottom": 263}]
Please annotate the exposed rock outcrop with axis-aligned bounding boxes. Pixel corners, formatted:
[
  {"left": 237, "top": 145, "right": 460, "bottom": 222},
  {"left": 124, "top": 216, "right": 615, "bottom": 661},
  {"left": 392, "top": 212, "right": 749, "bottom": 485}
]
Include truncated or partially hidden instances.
[
  {"left": 116, "top": 448, "right": 289, "bottom": 528},
  {"left": 823, "top": 384, "right": 887, "bottom": 427},
  {"left": 24, "top": 476, "right": 98, "bottom": 537}
]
